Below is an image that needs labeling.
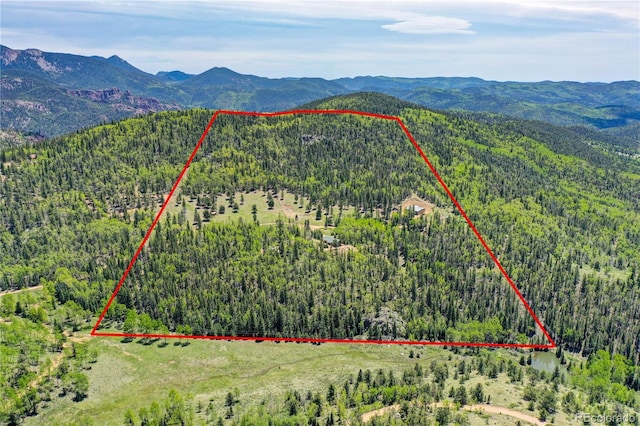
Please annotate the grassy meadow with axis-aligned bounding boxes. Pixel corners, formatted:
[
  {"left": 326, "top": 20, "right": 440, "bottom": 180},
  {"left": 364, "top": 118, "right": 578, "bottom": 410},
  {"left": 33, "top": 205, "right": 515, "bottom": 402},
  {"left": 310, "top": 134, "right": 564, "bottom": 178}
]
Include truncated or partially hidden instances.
[
  {"left": 25, "top": 329, "right": 589, "bottom": 425},
  {"left": 162, "top": 189, "right": 358, "bottom": 231}
]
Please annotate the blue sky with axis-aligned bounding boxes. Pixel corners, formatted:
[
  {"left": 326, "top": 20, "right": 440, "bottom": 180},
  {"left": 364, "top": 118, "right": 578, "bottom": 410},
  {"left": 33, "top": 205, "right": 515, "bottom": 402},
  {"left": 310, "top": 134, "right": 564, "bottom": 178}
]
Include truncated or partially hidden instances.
[{"left": 1, "top": 0, "right": 638, "bottom": 81}]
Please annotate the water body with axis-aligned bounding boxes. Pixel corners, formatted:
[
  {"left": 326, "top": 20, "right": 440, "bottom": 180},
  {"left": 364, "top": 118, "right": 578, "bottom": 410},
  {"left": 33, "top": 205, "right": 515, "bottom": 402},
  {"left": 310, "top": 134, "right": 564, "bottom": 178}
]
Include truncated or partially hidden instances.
[{"left": 531, "top": 351, "right": 562, "bottom": 373}]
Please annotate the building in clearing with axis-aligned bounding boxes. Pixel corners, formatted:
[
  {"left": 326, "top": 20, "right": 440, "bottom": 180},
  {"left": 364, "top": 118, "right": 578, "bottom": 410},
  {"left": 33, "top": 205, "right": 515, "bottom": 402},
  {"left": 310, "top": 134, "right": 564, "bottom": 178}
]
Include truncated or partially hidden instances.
[
  {"left": 322, "top": 235, "right": 340, "bottom": 246},
  {"left": 407, "top": 205, "right": 426, "bottom": 215}
]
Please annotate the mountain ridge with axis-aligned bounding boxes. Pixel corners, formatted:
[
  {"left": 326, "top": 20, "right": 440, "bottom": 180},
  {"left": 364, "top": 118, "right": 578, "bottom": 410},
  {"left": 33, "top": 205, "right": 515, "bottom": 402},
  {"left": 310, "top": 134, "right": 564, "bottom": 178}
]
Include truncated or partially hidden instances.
[{"left": 4, "top": 45, "right": 636, "bottom": 89}]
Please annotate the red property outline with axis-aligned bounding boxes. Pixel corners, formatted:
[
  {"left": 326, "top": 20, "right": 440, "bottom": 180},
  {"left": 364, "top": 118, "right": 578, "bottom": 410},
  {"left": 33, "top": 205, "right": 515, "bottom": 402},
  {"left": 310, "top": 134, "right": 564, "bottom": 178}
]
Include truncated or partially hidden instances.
[{"left": 91, "top": 109, "right": 556, "bottom": 349}]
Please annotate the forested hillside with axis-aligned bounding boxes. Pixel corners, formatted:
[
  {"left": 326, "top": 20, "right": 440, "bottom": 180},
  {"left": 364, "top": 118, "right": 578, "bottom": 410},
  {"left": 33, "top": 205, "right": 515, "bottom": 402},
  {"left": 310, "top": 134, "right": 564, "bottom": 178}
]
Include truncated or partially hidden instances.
[{"left": 1, "top": 94, "right": 639, "bottom": 356}]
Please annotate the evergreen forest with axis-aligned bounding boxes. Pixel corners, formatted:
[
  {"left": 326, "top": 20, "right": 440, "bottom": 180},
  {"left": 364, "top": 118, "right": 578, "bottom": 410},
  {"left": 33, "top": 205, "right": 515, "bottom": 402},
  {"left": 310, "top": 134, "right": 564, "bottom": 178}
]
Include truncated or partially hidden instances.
[{"left": 1, "top": 93, "right": 639, "bottom": 423}]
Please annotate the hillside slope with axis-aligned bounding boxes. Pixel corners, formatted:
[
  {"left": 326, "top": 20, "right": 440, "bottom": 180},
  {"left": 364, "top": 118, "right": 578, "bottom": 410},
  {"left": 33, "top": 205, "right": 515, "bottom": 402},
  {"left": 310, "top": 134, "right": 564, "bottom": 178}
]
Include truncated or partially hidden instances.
[
  {"left": 1, "top": 93, "right": 639, "bottom": 425},
  {"left": 1, "top": 45, "right": 171, "bottom": 98},
  {"left": 1, "top": 70, "right": 180, "bottom": 137},
  {"left": 1, "top": 94, "right": 638, "bottom": 361}
]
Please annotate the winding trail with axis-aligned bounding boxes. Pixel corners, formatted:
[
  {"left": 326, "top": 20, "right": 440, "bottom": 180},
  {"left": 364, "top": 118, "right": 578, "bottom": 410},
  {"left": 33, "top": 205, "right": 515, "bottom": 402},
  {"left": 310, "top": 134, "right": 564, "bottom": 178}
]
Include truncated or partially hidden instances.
[
  {"left": 361, "top": 402, "right": 546, "bottom": 425},
  {"left": 361, "top": 404, "right": 401, "bottom": 422},
  {"left": 0, "top": 285, "right": 43, "bottom": 298},
  {"left": 464, "top": 404, "right": 546, "bottom": 425}
]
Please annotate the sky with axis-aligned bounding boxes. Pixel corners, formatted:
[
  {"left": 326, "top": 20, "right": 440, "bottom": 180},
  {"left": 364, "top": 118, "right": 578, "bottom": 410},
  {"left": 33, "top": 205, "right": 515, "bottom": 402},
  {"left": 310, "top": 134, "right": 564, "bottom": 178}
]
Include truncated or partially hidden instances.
[{"left": 1, "top": 0, "right": 639, "bottom": 82}]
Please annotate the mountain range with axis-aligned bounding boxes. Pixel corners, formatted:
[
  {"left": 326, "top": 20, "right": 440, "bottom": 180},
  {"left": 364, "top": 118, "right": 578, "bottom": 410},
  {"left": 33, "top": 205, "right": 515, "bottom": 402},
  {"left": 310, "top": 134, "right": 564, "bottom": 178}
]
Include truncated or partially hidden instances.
[{"left": 1, "top": 44, "right": 639, "bottom": 150}]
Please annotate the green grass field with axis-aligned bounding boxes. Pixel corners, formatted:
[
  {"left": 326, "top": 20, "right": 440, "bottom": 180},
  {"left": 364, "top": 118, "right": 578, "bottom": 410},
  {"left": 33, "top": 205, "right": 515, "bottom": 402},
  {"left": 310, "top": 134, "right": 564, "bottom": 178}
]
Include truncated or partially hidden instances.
[
  {"left": 25, "top": 329, "right": 592, "bottom": 425},
  {"left": 27, "top": 335, "right": 445, "bottom": 425},
  {"left": 163, "top": 189, "right": 358, "bottom": 232}
]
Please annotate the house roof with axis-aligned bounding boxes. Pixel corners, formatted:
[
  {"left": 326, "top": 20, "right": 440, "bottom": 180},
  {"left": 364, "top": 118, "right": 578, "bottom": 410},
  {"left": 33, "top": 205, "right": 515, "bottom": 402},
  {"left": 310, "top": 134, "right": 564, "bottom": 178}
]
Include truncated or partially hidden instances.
[{"left": 322, "top": 235, "right": 339, "bottom": 244}]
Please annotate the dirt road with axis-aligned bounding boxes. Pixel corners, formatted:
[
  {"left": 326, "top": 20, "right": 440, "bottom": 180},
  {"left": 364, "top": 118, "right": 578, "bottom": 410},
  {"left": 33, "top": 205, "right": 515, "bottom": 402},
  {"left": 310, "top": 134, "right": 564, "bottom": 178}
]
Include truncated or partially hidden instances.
[
  {"left": 361, "top": 404, "right": 401, "bottom": 422},
  {"left": 0, "top": 285, "right": 43, "bottom": 298},
  {"left": 361, "top": 402, "right": 546, "bottom": 425},
  {"left": 464, "top": 404, "right": 546, "bottom": 425}
]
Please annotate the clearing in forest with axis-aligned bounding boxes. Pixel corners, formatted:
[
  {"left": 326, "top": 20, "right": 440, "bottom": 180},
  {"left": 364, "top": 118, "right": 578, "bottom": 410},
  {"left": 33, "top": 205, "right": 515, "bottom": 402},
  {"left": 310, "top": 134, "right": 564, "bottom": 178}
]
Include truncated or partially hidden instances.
[
  {"left": 91, "top": 109, "right": 555, "bottom": 349},
  {"left": 163, "top": 188, "right": 357, "bottom": 230}
]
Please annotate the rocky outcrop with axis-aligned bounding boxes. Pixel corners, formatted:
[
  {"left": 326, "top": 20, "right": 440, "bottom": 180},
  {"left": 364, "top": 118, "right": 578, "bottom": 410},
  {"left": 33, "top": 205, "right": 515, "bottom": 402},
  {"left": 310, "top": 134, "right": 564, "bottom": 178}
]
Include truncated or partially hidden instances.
[
  {"left": 66, "top": 87, "right": 126, "bottom": 102},
  {"left": 65, "top": 87, "right": 180, "bottom": 114},
  {"left": 2, "top": 46, "right": 61, "bottom": 73},
  {"left": 1, "top": 47, "right": 19, "bottom": 65},
  {"left": 1, "top": 73, "right": 181, "bottom": 137}
]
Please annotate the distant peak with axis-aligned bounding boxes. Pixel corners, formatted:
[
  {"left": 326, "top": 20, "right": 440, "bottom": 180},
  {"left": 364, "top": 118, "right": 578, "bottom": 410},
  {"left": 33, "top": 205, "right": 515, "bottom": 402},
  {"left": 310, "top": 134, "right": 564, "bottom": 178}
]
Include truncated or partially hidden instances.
[
  {"left": 155, "top": 70, "right": 194, "bottom": 82},
  {"left": 104, "top": 55, "right": 146, "bottom": 74},
  {"left": 208, "top": 66, "right": 241, "bottom": 74}
]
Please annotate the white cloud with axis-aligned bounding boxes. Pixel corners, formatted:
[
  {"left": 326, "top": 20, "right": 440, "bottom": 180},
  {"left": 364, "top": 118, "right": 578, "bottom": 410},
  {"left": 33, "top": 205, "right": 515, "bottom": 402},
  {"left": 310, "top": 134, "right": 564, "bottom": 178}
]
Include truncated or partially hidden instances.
[
  {"left": 497, "top": 0, "right": 639, "bottom": 24},
  {"left": 382, "top": 15, "right": 474, "bottom": 35},
  {"left": 1, "top": 0, "right": 637, "bottom": 80},
  {"left": 193, "top": 0, "right": 639, "bottom": 26}
]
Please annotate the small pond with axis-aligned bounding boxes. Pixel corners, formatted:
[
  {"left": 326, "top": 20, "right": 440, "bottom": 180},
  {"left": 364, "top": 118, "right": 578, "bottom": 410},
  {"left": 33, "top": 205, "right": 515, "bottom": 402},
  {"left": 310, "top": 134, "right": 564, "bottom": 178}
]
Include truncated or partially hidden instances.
[{"left": 530, "top": 351, "right": 562, "bottom": 373}]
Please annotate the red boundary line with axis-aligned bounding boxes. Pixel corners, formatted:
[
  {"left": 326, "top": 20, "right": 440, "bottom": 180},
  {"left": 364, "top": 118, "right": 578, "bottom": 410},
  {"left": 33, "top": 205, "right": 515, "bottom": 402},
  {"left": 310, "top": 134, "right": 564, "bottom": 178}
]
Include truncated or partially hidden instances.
[{"left": 91, "top": 109, "right": 556, "bottom": 349}]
